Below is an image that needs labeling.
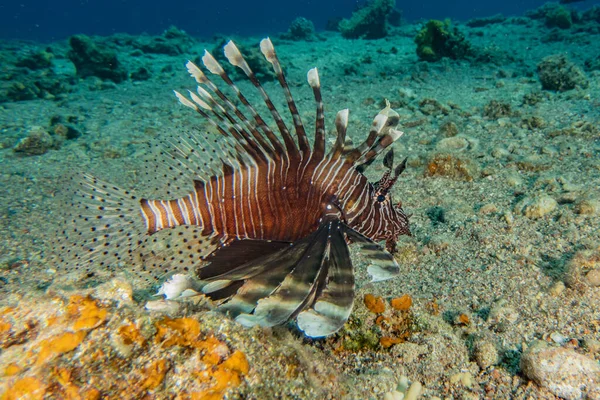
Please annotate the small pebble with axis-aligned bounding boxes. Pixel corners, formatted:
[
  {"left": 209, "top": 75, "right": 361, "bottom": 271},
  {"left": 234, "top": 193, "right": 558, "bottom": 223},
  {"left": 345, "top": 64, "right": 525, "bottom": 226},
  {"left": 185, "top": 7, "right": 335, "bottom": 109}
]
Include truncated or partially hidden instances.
[
  {"left": 549, "top": 281, "right": 565, "bottom": 296},
  {"left": 514, "top": 195, "right": 557, "bottom": 219},
  {"left": 93, "top": 278, "right": 134, "bottom": 305},
  {"left": 585, "top": 269, "right": 600, "bottom": 287},
  {"left": 383, "top": 391, "right": 404, "bottom": 400},
  {"left": 13, "top": 127, "right": 54, "bottom": 155},
  {"left": 449, "top": 372, "right": 473, "bottom": 388},
  {"left": 474, "top": 337, "right": 499, "bottom": 369},
  {"left": 574, "top": 199, "right": 600, "bottom": 216},
  {"left": 549, "top": 331, "right": 568, "bottom": 345},
  {"left": 404, "top": 381, "right": 422, "bottom": 400},
  {"left": 145, "top": 299, "right": 183, "bottom": 314}
]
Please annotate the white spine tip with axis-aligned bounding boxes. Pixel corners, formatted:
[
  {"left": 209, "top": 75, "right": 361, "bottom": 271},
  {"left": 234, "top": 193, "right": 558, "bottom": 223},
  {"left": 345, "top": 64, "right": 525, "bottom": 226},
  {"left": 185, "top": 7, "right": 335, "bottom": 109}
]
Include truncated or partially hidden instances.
[
  {"left": 224, "top": 40, "right": 244, "bottom": 68},
  {"left": 336, "top": 109, "right": 349, "bottom": 127},
  {"left": 260, "top": 37, "right": 276, "bottom": 64},
  {"left": 185, "top": 60, "right": 206, "bottom": 83},
  {"left": 189, "top": 91, "right": 211, "bottom": 110},
  {"left": 307, "top": 67, "right": 320, "bottom": 88},
  {"left": 174, "top": 90, "right": 198, "bottom": 110},
  {"left": 202, "top": 50, "right": 224, "bottom": 75}
]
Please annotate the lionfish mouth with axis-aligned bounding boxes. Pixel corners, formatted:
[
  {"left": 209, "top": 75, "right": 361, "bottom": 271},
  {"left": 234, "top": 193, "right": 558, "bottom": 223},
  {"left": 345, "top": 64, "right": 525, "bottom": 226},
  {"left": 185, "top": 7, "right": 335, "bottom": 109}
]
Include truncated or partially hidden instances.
[{"left": 53, "top": 38, "right": 411, "bottom": 338}]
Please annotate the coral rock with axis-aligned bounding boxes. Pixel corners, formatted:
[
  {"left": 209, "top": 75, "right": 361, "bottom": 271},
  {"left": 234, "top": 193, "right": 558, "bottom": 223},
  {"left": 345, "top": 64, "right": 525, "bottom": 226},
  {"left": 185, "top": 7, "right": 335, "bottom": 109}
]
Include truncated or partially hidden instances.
[
  {"left": 521, "top": 340, "right": 600, "bottom": 400},
  {"left": 537, "top": 55, "right": 588, "bottom": 92}
]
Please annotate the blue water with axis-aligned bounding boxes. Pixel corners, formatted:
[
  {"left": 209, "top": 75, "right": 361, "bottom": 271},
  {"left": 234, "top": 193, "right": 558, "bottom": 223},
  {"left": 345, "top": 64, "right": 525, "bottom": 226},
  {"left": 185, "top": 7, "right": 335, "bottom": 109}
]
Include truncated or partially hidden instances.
[{"left": 1, "top": 0, "right": 599, "bottom": 41}]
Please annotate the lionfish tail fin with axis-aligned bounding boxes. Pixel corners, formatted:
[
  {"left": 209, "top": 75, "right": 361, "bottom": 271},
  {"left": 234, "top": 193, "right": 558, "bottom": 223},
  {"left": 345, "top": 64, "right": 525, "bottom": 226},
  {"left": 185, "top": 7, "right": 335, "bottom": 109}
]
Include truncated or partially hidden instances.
[
  {"left": 49, "top": 173, "right": 148, "bottom": 279},
  {"left": 51, "top": 165, "right": 223, "bottom": 283}
]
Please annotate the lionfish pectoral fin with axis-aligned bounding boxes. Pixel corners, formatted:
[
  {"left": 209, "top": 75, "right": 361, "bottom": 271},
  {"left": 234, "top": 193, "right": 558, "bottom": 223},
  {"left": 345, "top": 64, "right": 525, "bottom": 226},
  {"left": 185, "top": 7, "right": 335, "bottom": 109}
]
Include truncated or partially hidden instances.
[
  {"left": 206, "top": 239, "right": 309, "bottom": 317},
  {"left": 345, "top": 226, "right": 400, "bottom": 282},
  {"left": 296, "top": 223, "right": 355, "bottom": 338},
  {"left": 235, "top": 221, "right": 334, "bottom": 328},
  {"left": 197, "top": 239, "right": 292, "bottom": 281}
]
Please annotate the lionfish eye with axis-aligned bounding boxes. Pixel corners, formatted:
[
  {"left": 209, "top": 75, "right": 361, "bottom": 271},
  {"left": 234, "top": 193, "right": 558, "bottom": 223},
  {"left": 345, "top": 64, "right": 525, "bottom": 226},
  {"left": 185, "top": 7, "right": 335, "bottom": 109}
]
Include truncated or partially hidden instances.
[{"left": 377, "top": 194, "right": 386, "bottom": 202}]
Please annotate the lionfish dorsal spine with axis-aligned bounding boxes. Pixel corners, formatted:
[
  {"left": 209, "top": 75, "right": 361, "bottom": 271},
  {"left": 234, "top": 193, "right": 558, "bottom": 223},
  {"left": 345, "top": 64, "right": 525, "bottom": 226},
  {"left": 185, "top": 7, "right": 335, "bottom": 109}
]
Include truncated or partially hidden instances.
[
  {"left": 260, "top": 38, "right": 311, "bottom": 157},
  {"left": 307, "top": 67, "right": 326, "bottom": 160},
  {"left": 186, "top": 60, "right": 273, "bottom": 158},
  {"left": 220, "top": 41, "right": 300, "bottom": 161},
  {"left": 199, "top": 51, "right": 286, "bottom": 160},
  {"left": 330, "top": 108, "right": 349, "bottom": 160}
]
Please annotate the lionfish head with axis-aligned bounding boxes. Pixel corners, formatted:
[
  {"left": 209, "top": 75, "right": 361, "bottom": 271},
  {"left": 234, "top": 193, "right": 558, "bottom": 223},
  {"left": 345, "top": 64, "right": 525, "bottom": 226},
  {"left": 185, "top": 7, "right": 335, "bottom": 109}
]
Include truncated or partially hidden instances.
[{"left": 372, "top": 147, "right": 411, "bottom": 252}]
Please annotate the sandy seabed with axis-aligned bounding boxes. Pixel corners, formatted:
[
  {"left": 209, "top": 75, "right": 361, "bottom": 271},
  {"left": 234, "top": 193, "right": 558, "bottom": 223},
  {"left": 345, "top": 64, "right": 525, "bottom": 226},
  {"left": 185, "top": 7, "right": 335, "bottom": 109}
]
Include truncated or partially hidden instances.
[{"left": 0, "top": 10, "right": 599, "bottom": 400}]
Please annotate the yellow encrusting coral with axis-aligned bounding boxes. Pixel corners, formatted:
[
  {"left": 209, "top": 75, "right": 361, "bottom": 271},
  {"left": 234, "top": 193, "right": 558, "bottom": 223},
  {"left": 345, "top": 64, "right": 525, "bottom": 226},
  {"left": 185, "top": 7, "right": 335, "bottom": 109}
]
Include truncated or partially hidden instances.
[
  {"left": 0, "top": 376, "right": 46, "bottom": 400},
  {"left": 66, "top": 295, "right": 108, "bottom": 331},
  {"left": 141, "top": 359, "right": 169, "bottom": 391},
  {"left": 36, "top": 330, "right": 87, "bottom": 365},
  {"left": 0, "top": 296, "right": 251, "bottom": 399}
]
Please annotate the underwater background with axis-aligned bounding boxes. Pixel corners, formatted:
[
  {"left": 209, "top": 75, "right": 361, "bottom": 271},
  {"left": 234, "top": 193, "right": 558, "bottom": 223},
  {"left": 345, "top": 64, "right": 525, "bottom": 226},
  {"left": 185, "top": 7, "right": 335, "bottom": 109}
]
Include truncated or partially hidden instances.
[{"left": 1, "top": 0, "right": 600, "bottom": 399}]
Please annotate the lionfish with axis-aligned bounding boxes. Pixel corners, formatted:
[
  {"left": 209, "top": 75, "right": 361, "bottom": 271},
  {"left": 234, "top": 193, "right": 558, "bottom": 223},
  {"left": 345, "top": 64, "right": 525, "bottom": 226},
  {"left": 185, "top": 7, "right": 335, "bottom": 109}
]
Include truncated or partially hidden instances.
[{"left": 55, "top": 38, "right": 411, "bottom": 338}]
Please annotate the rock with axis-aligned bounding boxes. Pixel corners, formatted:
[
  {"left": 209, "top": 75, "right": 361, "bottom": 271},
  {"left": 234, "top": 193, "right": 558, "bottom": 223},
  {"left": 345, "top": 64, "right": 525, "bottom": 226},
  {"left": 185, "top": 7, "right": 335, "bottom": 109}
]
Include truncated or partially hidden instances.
[
  {"left": 339, "top": 0, "right": 395, "bottom": 39},
  {"left": 449, "top": 372, "right": 473, "bottom": 387},
  {"left": 425, "top": 153, "right": 479, "bottom": 181},
  {"left": 473, "top": 336, "right": 499, "bottom": 369},
  {"left": 131, "top": 67, "right": 151, "bottom": 81},
  {"left": 585, "top": 269, "right": 600, "bottom": 287},
  {"left": 68, "top": 34, "right": 127, "bottom": 83},
  {"left": 466, "top": 14, "right": 506, "bottom": 28},
  {"left": 537, "top": 55, "right": 588, "bottom": 92},
  {"left": 92, "top": 278, "right": 134, "bottom": 305},
  {"left": 549, "top": 281, "right": 565, "bottom": 296},
  {"left": 436, "top": 136, "right": 477, "bottom": 153},
  {"left": 514, "top": 195, "right": 557, "bottom": 219},
  {"left": 488, "top": 299, "right": 519, "bottom": 332},
  {"left": 438, "top": 120, "right": 459, "bottom": 137},
  {"left": 281, "top": 17, "right": 317, "bottom": 41},
  {"left": 16, "top": 50, "right": 54, "bottom": 70},
  {"left": 574, "top": 199, "right": 600, "bottom": 216},
  {"left": 521, "top": 340, "right": 600, "bottom": 400},
  {"left": 13, "top": 127, "right": 54, "bottom": 155},
  {"left": 53, "top": 123, "right": 81, "bottom": 140},
  {"left": 483, "top": 100, "right": 512, "bottom": 119},
  {"left": 564, "top": 249, "right": 600, "bottom": 290},
  {"left": 414, "top": 19, "right": 472, "bottom": 61},
  {"left": 545, "top": 5, "right": 573, "bottom": 29}
]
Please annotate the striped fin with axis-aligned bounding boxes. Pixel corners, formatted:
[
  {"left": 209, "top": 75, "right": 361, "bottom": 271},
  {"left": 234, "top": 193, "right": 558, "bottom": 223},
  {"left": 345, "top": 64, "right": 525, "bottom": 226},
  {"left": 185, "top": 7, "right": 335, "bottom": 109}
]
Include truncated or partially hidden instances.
[
  {"left": 197, "top": 239, "right": 291, "bottom": 281},
  {"left": 296, "top": 224, "right": 355, "bottom": 337},
  {"left": 197, "top": 53, "right": 286, "bottom": 159},
  {"left": 47, "top": 174, "right": 217, "bottom": 283},
  {"left": 345, "top": 225, "right": 400, "bottom": 281},
  {"left": 220, "top": 41, "right": 300, "bottom": 160},
  {"left": 214, "top": 243, "right": 308, "bottom": 318},
  {"left": 329, "top": 109, "right": 349, "bottom": 160},
  {"left": 260, "top": 37, "right": 311, "bottom": 156},
  {"left": 186, "top": 60, "right": 278, "bottom": 161},
  {"left": 49, "top": 174, "right": 147, "bottom": 277},
  {"left": 307, "top": 67, "right": 326, "bottom": 160},
  {"left": 151, "top": 129, "right": 240, "bottom": 185},
  {"left": 234, "top": 219, "right": 337, "bottom": 328},
  {"left": 346, "top": 100, "right": 403, "bottom": 167}
]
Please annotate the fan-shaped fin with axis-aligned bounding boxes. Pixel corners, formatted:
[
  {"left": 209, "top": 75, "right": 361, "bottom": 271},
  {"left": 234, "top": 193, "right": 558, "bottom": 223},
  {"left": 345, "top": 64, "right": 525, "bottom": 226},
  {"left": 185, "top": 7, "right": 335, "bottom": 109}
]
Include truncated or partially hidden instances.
[{"left": 296, "top": 223, "right": 355, "bottom": 337}]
